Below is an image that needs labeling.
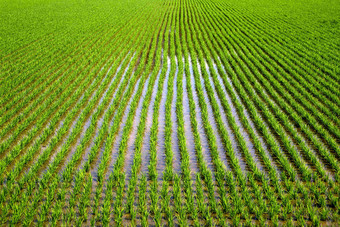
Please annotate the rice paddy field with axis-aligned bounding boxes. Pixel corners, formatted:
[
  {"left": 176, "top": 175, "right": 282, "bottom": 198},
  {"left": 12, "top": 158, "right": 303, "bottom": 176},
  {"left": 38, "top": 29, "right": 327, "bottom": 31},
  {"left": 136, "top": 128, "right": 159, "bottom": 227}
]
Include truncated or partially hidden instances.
[{"left": 0, "top": 0, "right": 340, "bottom": 225}]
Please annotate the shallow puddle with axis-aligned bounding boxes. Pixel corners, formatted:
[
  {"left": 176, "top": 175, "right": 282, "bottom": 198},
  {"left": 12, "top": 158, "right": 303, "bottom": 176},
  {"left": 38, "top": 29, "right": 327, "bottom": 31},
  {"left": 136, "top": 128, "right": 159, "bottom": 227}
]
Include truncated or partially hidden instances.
[
  {"left": 141, "top": 66, "right": 163, "bottom": 174},
  {"left": 57, "top": 63, "right": 122, "bottom": 175},
  {"left": 217, "top": 56, "right": 282, "bottom": 175},
  {"left": 124, "top": 74, "right": 151, "bottom": 180},
  {"left": 186, "top": 56, "right": 215, "bottom": 173},
  {"left": 105, "top": 73, "right": 143, "bottom": 178},
  {"left": 208, "top": 59, "right": 265, "bottom": 173},
  {"left": 156, "top": 57, "right": 171, "bottom": 180},
  {"left": 97, "top": 59, "right": 123, "bottom": 106},
  {"left": 191, "top": 56, "right": 231, "bottom": 171},
  {"left": 171, "top": 56, "right": 181, "bottom": 175},
  {"left": 182, "top": 57, "right": 199, "bottom": 177},
  {"left": 19, "top": 83, "right": 95, "bottom": 179},
  {"left": 80, "top": 56, "right": 132, "bottom": 172},
  {"left": 34, "top": 112, "right": 83, "bottom": 179},
  {"left": 200, "top": 59, "right": 247, "bottom": 172}
]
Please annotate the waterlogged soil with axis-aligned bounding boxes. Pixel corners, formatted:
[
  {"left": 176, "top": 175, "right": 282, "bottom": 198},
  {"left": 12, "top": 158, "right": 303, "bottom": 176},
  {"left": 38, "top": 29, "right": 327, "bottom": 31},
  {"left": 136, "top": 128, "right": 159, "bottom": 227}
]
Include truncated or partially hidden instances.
[
  {"left": 4, "top": 120, "right": 57, "bottom": 179},
  {"left": 245, "top": 80, "right": 307, "bottom": 179},
  {"left": 97, "top": 61, "right": 121, "bottom": 106},
  {"left": 171, "top": 57, "right": 181, "bottom": 174},
  {"left": 0, "top": 78, "right": 90, "bottom": 171},
  {"left": 79, "top": 58, "right": 129, "bottom": 172},
  {"left": 59, "top": 112, "right": 93, "bottom": 172},
  {"left": 16, "top": 83, "right": 94, "bottom": 180},
  {"left": 141, "top": 67, "right": 163, "bottom": 174},
  {"left": 156, "top": 57, "right": 171, "bottom": 181},
  {"left": 207, "top": 59, "right": 265, "bottom": 173},
  {"left": 1, "top": 2, "right": 339, "bottom": 226},
  {"left": 23, "top": 112, "right": 82, "bottom": 179},
  {"left": 55, "top": 69, "right": 117, "bottom": 176},
  {"left": 186, "top": 57, "right": 214, "bottom": 173},
  {"left": 191, "top": 56, "right": 232, "bottom": 171},
  {"left": 182, "top": 60, "right": 199, "bottom": 177},
  {"left": 199, "top": 59, "right": 247, "bottom": 172},
  {"left": 89, "top": 142, "right": 106, "bottom": 182},
  {"left": 216, "top": 56, "right": 283, "bottom": 176},
  {"left": 86, "top": 73, "right": 132, "bottom": 182},
  {"left": 6, "top": 54, "right": 330, "bottom": 185},
  {"left": 0, "top": 73, "right": 67, "bottom": 146},
  {"left": 124, "top": 74, "right": 151, "bottom": 180},
  {"left": 105, "top": 73, "right": 143, "bottom": 179},
  {"left": 90, "top": 59, "right": 140, "bottom": 182},
  {"left": 257, "top": 79, "right": 335, "bottom": 177}
]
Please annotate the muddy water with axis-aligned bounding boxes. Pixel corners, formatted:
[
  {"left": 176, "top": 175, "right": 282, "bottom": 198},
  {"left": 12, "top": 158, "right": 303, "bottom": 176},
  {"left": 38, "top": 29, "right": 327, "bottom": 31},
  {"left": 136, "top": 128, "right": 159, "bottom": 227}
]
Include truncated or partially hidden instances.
[
  {"left": 59, "top": 113, "right": 93, "bottom": 173},
  {"left": 92, "top": 70, "right": 138, "bottom": 181},
  {"left": 104, "top": 74, "right": 143, "bottom": 180},
  {"left": 79, "top": 56, "right": 131, "bottom": 172},
  {"left": 124, "top": 74, "right": 151, "bottom": 181},
  {"left": 186, "top": 56, "right": 214, "bottom": 173},
  {"left": 90, "top": 63, "right": 140, "bottom": 182},
  {"left": 216, "top": 56, "right": 282, "bottom": 175},
  {"left": 200, "top": 59, "right": 247, "bottom": 172},
  {"left": 8, "top": 118, "right": 60, "bottom": 179},
  {"left": 207, "top": 60, "right": 265, "bottom": 173},
  {"left": 182, "top": 57, "right": 199, "bottom": 177},
  {"left": 190, "top": 56, "right": 231, "bottom": 172},
  {"left": 33, "top": 112, "right": 83, "bottom": 179},
  {"left": 21, "top": 85, "right": 93, "bottom": 178},
  {"left": 90, "top": 142, "right": 105, "bottom": 183},
  {"left": 97, "top": 60, "right": 123, "bottom": 106},
  {"left": 235, "top": 64, "right": 310, "bottom": 178},
  {"left": 57, "top": 62, "right": 121, "bottom": 175},
  {"left": 101, "top": 53, "right": 135, "bottom": 111},
  {"left": 157, "top": 57, "right": 171, "bottom": 180},
  {"left": 171, "top": 57, "right": 181, "bottom": 175},
  {"left": 141, "top": 66, "right": 163, "bottom": 174}
]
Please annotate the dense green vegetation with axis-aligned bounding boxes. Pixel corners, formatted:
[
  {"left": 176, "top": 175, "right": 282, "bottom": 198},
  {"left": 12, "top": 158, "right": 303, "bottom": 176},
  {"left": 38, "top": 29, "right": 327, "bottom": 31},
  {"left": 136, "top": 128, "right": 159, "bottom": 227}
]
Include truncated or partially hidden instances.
[{"left": 0, "top": 0, "right": 339, "bottom": 225}]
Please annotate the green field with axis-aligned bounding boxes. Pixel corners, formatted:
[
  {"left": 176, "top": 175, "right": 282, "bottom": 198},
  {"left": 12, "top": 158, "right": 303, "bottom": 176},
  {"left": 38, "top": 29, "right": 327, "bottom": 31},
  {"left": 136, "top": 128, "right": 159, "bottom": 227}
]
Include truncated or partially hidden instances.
[{"left": 0, "top": 0, "right": 340, "bottom": 225}]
